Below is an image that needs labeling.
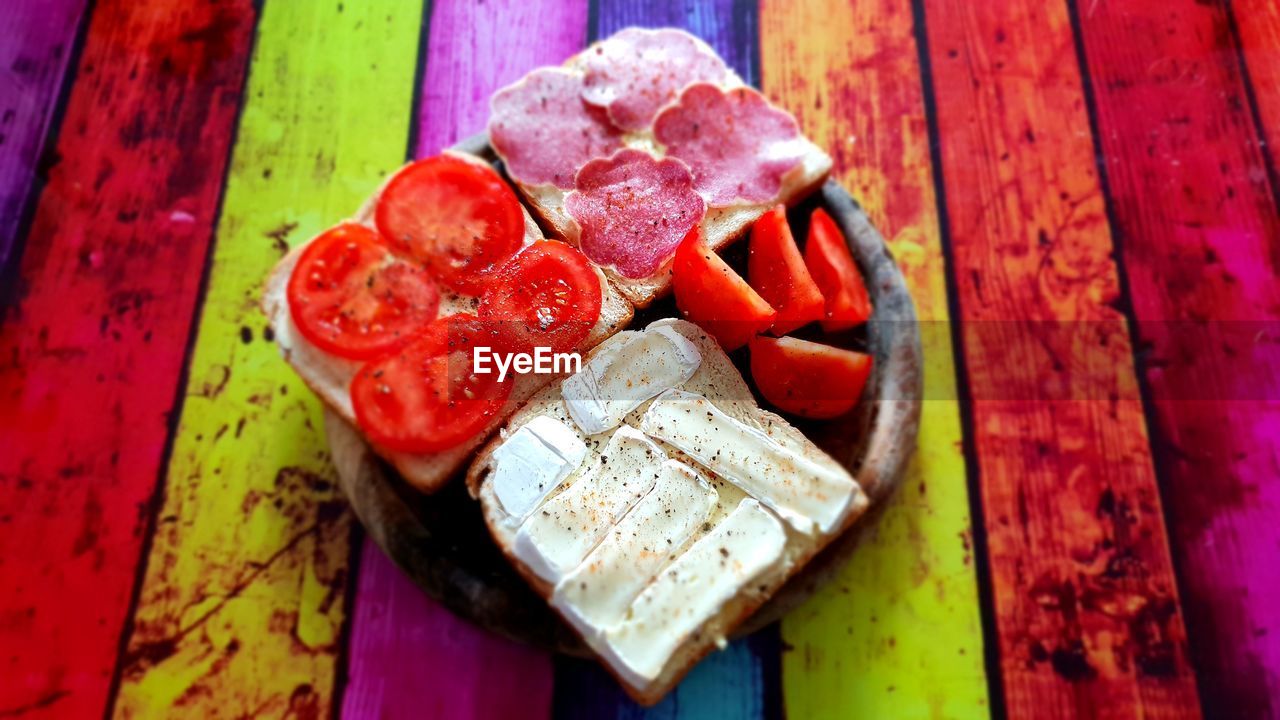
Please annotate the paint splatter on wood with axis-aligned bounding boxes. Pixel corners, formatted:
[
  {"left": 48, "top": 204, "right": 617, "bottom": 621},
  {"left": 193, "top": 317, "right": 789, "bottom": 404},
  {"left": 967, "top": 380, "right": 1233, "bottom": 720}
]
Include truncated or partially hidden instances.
[
  {"left": 759, "top": 0, "right": 991, "bottom": 717},
  {"left": 110, "top": 1, "right": 422, "bottom": 716},
  {"left": 1074, "top": 0, "right": 1280, "bottom": 714},
  {"left": 0, "top": 2, "right": 255, "bottom": 718},
  {"left": 920, "top": 0, "right": 1202, "bottom": 716},
  {"left": 338, "top": 1, "right": 583, "bottom": 717},
  {"left": 0, "top": 0, "right": 87, "bottom": 272}
]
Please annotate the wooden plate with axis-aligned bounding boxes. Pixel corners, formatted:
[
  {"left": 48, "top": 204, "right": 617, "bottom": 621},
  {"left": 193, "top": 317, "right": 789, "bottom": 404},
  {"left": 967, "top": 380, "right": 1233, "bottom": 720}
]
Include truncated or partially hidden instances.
[{"left": 324, "top": 135, "right": 923, "bottom": 656}]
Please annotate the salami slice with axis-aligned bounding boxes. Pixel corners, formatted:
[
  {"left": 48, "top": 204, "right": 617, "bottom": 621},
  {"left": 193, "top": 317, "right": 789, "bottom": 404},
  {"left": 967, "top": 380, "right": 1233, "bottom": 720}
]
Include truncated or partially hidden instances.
[
  {"left": 565, "top": 149, "right": 706, "bottom": 279},
  {"left": 489, "top": 68, "right": 624, "bottom": 189},
  {"left": 654, "top": 83, "right": 808, "bottom": 206},
  {"left": 581, "top": 28, "right": 731, "bottom": 132}
]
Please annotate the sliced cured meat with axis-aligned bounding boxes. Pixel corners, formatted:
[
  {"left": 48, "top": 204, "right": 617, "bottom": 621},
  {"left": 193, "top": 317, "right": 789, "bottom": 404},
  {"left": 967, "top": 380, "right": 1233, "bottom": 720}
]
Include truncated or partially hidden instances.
[
  {"left": 489, "top": 68, "right": 624, "bottom": 189},
  {"left": 581, "top": 28, "right": 731, "bottom": 132},
  {"left": 654, "top": 83, "right": 808, "bottom": 206},
  {"left": 565, "top": 149, "right": 705, "bottom": 279}
]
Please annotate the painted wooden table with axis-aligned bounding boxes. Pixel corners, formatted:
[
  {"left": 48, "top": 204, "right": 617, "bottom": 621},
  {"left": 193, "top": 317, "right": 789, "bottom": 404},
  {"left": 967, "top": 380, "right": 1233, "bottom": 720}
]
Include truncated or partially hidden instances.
[{"left": 2, "top": 1, "right": 1277, "bottom": 718}]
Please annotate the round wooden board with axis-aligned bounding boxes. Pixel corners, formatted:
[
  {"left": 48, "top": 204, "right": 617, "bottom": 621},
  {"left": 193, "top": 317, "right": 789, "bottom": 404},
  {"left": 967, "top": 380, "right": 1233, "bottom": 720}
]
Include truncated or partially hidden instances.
[{"left": 325, "top": 136, "right": 923, "bottom": 656}]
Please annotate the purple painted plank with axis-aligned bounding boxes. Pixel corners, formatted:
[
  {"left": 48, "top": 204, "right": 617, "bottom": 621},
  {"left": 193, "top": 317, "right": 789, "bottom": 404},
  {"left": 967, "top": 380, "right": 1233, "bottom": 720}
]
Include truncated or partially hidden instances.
[
  {"left": 547, "top": 3, "right": 773, "bottom": 718},
  {"left": 341, "top": 1, "right": 589, "bottom": 717},
  {"left": 341, "top": 543, "right": 554, "bottom": 719},
  {"left": 0, "top": 0, "right": 87, "bottom": 268}
]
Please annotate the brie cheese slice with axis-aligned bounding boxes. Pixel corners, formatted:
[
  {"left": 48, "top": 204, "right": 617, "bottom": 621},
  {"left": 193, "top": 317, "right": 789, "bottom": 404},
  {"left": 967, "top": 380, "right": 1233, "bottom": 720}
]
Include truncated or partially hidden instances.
[
  {"left": 562, "top": 325, "right": 701, "bottom": 436},
  {"left": 490, "top": 416, "right": 588, "bottom": 520},
  {"left": 600, "top": 498, "right": 787, "bottom": 688},
  {"left": 552, "top": 460, "right": 718, "bottom": 639},
  {"left": 514, "top": 425, "right": 666, "bottom": 584},
  {"left": 640, "top": 389, "right": 858, "bottom": 534}
]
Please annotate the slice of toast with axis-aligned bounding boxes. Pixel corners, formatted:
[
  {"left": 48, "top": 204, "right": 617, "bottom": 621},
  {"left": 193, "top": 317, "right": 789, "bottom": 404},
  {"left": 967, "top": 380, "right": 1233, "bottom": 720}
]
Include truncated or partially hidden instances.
[
  {"left": 466, "top": 319, "right": 870, "bottom": 704},
  {"left": 262, "top": 150, "right": 633, "bottom": 494},
  {"left": 493, "top": 30, "right": 833, "bottom": 308}
]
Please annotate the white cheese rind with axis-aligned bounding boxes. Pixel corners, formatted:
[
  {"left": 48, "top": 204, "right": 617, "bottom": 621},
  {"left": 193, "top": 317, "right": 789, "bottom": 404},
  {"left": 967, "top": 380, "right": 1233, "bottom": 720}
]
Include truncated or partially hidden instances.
[
  {"left": 640, "top": 389, "right": 857, "bottom": 534},
  {"left": 513, "top": 425, "right": 666, "bottom": 584},
  {"left": 551, "top": 460, "right": 718, "bottom": 639},
  {"left": 491, "top": 416, "right": 588, "bottom": 520},
  {"left": 599, "top": 498, "right": 786, "bottom": 688},
  {"left": 562, "top": 326, "right": 701, "bottom": 436}
]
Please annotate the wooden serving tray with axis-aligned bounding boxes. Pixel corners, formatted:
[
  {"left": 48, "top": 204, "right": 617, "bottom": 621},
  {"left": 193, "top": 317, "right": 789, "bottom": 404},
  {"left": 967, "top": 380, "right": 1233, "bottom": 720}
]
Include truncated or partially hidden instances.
[{"left": 323, "top": 135, "right": 923, "bottom": 656}]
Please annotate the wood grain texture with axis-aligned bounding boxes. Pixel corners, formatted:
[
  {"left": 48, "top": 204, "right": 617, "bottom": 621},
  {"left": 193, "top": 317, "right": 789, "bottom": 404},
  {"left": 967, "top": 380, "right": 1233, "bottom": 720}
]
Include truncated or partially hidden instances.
[
  {"left": 1072, "top": 1, "right": 1280, "bottom": 715},
  {"left": 0, "top": 2, "right": 255, "bottom": 717},
  {"left": 110, "top": 1, "right": 423, "bottom": 716},
  {"left": 0, "top": 0, "right": 86, "bottom": 270},
  {"left": 1231, "top": 0, "right": 1280, "bottom": 172},
  {"left": 759, "top": 0, "right": 991, "bottom": 717},
  {"left": 920, "top": 0, "right": 1202, "bottom": 717},
  {"left": 544, "top": 3, "right": 774, "bottom": 717},
  {"left": 339, "top": 0, "right": 584, "bottom": 717}
]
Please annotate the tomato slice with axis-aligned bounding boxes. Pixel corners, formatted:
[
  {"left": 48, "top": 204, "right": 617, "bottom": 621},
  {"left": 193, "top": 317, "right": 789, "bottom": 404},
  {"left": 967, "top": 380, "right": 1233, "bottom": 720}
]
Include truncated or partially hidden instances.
[
  {"left": 287, "top": 223, "right": 440, "bottom": 360},
  {"left": 749, "top": 335, "right": 872, "bottom": 419},
  {"left": 805, "top": 208, "right": 871, "bottom": 331},
  {"left": 375, "top": 154, "right": 526, "bottom": 294},
  {"left": 673, "top": 228, "right": 776, "bottom": 351},
  {"left": 747, "top": 205, "right": 826, "bottom": 336},
  {"left": 351, "top": 315, "right": 513, "bottom": 453},
  {"left": 479, "top": 241, "right": 603, "bottom": 354}
]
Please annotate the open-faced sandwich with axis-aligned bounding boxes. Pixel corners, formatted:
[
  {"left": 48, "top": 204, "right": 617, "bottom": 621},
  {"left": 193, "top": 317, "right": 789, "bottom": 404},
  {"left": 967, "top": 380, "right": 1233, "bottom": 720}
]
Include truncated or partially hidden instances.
[{"left": 263, "top": 26, "right": 888, "bottom": 707}]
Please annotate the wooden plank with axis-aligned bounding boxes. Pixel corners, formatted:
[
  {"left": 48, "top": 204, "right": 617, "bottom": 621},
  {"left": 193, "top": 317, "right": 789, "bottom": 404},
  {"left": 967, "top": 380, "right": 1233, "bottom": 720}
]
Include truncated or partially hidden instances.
[
  {"left": 0, "top": 2, "right": 256, "bottom": 718},
  {"left": 1231, "top": 0, "right": 1280, "bottom": 168},
  {"left": 0, "top": 0, "right": 87, "bottom": 271},
  {"left": 759, "top": 0, "right": 992, "bottom": 717},
  {"left": 337, "top": 0, "right": 584, "bottom": 717},
  {"left": 543, "top": 3, "right": 773, "bottom": 718},
  {"left": 919, "top": 0, "right": 1204, "bottom": 717},
  {"left": 1072, "top": 0, "right": 1280, "bottom": 714},
  {"left": 109, "top": 1, "right": 423, "bottom": 716}
]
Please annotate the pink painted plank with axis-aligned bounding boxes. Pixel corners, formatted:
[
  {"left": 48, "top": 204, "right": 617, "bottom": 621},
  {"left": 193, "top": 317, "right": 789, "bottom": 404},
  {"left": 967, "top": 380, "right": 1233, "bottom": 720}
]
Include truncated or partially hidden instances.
[
  {"left": 0, "top": 0, "right": 87, "bottom": 269},
  {"left": 340, "top": 1, "right": 589, "bottom": 717}
]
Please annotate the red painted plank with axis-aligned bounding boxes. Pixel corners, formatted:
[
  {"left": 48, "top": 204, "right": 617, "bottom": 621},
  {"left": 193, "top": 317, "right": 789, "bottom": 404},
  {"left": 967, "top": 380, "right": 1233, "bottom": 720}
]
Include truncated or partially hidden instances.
[
  {"left": 0, "top": 0, "right": 88, "bottom": 270},
  {"left": 1073, "top": 0, "right": 1280, "bottom": 714},
  {"left": 0, "top": 2, "right": 256, "bottom": 717},
  {"left": 339, "top": 0, "right": 586, "bottom": 716},
  {"left": 920, "top": 0, "right": 1202, "bottom": 716}
]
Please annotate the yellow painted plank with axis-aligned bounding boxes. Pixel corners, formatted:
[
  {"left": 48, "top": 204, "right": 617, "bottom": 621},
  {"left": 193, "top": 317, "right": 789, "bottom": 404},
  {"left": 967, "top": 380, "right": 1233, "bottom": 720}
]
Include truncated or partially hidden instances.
[
  {"left": 112, "top": 0, "right": 424, "bottom": 715},
  {"left": 761, "top": 1, "right": 991, "bottom": 717}
]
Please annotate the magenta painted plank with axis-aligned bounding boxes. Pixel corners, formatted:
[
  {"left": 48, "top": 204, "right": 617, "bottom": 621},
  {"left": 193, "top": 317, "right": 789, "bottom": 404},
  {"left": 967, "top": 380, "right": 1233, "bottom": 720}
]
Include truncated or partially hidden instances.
[
  {"left": 0, "top": 0, "right": 87, "bottom": 269},
  {"left": 1072, "top": 0, "right": 1280, "bottom": 713},
  {"left": 341, "top": 0, "right": 589, "bottom": 717}
]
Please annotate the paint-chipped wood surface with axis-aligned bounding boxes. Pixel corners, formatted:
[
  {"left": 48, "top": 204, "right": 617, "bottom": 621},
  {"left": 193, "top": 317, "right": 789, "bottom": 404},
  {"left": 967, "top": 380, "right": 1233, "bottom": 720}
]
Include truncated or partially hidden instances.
[{"left": 3, "top": 0, "right": 1279, "bottom": 718}]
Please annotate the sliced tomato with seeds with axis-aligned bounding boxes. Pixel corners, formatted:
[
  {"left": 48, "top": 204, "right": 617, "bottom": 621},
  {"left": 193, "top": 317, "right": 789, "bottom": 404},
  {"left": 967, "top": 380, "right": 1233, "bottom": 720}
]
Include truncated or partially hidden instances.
[
  {"left": 479, "top": 241, "right": 602, "bottom": 354},
  {"left": 351, "top": 315, "right": 512, "bottom": 453},
  {"left": 375, "top": 154, "right": 526, "bottom": 294},
  {"left": 287, "top": 223, "right": 440, "bottom": 360}
]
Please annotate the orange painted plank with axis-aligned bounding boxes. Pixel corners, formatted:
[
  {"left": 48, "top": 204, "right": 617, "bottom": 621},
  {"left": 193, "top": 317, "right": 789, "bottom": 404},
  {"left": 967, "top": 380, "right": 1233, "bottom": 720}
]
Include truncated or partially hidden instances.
[
  {"left": 1073, "top": 0, "right": 1280, "bottom": 714},
  {"left": 920, "top": 0, "right": 1202, "bottom": 717},
  {"left": 759, "top": 0, "right": 991, "bottom": 717},
  {"left": 0, "top": 2, "right": 257, "bottom": 718},
  {"left": 1232, "top": 0, "right": 1280, "bottom": 164}
]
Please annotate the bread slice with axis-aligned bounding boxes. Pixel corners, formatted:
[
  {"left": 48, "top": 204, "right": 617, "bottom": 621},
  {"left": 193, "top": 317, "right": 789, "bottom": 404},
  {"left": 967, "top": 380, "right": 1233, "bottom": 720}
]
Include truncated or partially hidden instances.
[
  {"left": 466, "top": 319, "right": 870, "bottom": 704},
  {"left": 261, "top": 150, "right": 633, "bottom": 494},
  {"left": 494, "top": 32, "right": 834, "bottom": 308}
]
